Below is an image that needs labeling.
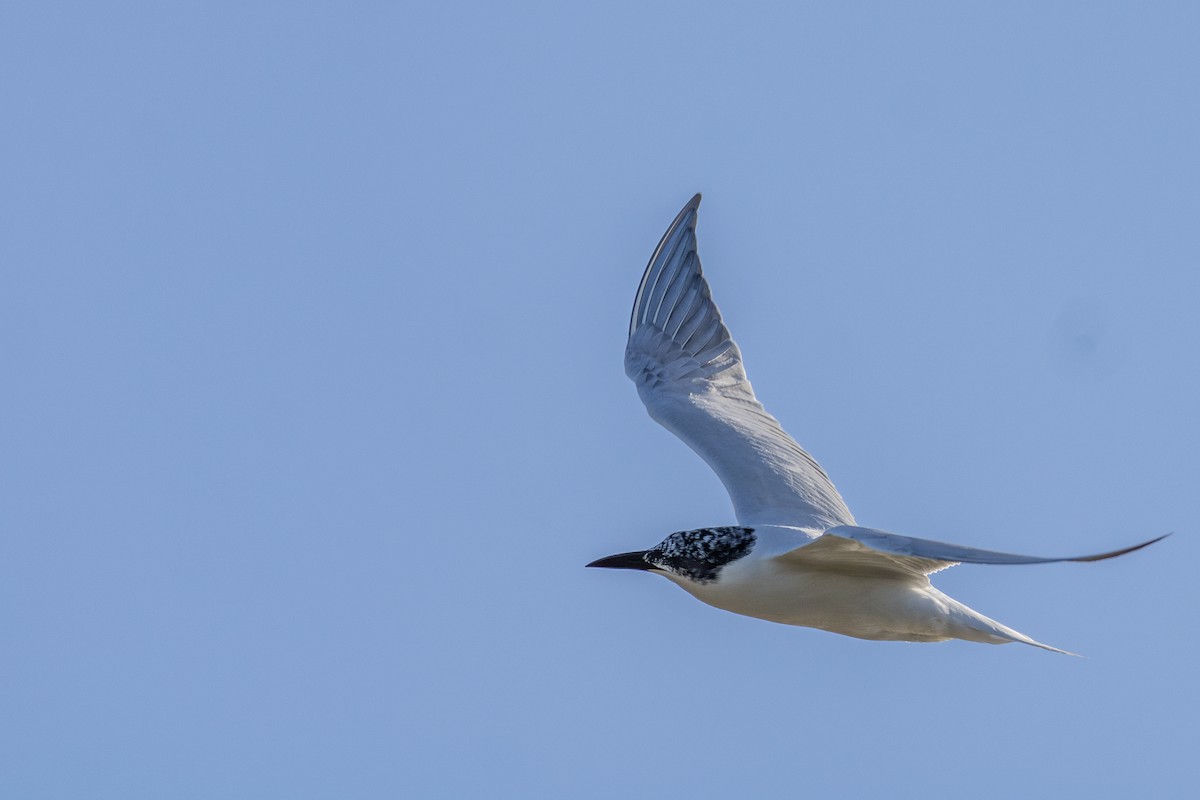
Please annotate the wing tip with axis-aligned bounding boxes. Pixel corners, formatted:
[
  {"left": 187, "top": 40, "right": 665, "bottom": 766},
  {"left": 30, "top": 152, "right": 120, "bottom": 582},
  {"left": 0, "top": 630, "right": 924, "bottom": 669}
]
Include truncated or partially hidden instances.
[
  {"left": 628, "top": 192, "right": 705, "bottom": 337},
  {"left": 1069, "top": 532, "right": 1171, "bottom": 563}
]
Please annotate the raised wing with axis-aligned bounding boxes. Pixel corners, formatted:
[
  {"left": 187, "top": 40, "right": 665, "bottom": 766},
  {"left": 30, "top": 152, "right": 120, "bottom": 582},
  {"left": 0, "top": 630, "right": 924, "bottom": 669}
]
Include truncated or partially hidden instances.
[
  {"left": 778, "top": 525, "right": 1169, "bottom": 579},
  {"left": 624, "top": 194, "right": 854, "bottom": 530}
]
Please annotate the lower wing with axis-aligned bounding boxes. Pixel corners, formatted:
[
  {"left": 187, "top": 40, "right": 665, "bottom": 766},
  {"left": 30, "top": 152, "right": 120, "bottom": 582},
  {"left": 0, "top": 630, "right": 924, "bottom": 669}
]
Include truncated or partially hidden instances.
[{"left": 777, "top": 525, "right": 1169, "bottom": 578}]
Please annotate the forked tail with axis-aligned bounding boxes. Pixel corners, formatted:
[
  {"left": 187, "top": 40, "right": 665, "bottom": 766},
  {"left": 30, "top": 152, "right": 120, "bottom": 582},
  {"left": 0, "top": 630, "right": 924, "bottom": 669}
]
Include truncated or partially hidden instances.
[{"left": 941, "top": 592, "right": 1081, "bottom": 656}]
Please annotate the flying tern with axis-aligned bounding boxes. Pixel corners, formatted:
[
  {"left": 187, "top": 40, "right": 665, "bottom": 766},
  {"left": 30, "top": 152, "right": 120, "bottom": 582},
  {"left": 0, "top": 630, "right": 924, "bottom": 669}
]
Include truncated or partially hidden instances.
[{"left": 588, "top": 194, "right": 1165, "bottom": 653}]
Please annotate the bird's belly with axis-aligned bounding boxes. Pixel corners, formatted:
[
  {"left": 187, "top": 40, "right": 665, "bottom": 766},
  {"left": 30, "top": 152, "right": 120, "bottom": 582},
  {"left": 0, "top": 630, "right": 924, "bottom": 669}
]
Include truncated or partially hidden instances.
[{"left": 679, "top": 568, "right": 962, "bottom": 643}]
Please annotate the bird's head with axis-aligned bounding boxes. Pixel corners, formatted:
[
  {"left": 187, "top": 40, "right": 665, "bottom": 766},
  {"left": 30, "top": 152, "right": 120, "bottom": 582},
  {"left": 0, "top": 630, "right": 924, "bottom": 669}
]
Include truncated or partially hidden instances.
[{"left": 587, "top": 526, "right": 756, "bottom": 585}]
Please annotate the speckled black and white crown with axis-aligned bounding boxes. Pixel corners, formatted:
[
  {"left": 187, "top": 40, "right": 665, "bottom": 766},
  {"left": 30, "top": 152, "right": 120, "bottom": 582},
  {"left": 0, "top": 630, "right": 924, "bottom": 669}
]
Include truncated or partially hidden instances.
[{"left": 646, "top": 527, "right": 756, "bottom": 584}]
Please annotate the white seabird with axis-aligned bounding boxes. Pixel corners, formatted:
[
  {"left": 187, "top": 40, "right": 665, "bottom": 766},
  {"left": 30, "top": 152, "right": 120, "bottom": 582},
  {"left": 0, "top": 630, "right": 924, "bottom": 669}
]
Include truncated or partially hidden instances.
[{"left": 588, "top": 194, "right": 1165, "bottom": 654}]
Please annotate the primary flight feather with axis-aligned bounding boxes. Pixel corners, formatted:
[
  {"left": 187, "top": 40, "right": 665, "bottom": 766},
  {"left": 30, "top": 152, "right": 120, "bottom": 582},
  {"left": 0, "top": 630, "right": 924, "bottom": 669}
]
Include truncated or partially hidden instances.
[{"left": 589, "top": 194, "right": 1165, "bottom": 654}]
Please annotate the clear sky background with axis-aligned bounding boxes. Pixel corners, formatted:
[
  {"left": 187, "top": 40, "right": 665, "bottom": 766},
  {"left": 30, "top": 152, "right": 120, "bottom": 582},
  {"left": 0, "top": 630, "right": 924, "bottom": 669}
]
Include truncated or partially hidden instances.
[{"left": 3, "top": 2, "right": 1198, "bottom": 798}]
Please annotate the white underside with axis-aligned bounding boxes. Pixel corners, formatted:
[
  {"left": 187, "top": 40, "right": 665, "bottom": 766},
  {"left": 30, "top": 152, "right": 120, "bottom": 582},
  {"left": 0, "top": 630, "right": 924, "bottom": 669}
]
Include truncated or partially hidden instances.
[{"left": 660, "top": 530, "right": 1072, "bottom": 654}]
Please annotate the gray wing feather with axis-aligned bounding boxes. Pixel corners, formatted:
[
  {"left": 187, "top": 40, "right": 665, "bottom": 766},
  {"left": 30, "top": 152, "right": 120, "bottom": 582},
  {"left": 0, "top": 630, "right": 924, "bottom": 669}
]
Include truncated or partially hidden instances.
[{"left": 624, "top": 195, "right": 854, "bottom": 530}]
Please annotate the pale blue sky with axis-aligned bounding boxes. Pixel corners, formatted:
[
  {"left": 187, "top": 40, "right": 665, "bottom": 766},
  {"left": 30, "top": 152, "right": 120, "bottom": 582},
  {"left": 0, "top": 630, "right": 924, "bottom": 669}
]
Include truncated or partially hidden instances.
[{"left": 2, "top": 2, "right": 1198, "bottom": 798}]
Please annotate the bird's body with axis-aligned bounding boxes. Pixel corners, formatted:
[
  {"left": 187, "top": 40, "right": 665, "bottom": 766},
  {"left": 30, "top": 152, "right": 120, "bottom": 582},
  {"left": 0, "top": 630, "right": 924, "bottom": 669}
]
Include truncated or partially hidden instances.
[
  {"left": 663, "top": 526, "right": 1051, "bottom": 648},
  {"left": 589, "top": 194, "right": 1164, "bottom": 653}
]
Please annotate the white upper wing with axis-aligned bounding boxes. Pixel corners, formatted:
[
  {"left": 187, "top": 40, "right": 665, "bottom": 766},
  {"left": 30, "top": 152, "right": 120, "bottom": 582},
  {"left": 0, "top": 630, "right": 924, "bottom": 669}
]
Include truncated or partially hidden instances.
[{"left": 624, "top": 194, "right": 854, "bottom": 530}]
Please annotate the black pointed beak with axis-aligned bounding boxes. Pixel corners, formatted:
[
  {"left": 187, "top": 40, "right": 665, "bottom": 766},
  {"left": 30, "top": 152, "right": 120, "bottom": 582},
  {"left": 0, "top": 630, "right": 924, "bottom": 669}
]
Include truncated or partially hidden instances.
[{"left": 586, "top": 550, "right": 654, "bottom": 571}]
